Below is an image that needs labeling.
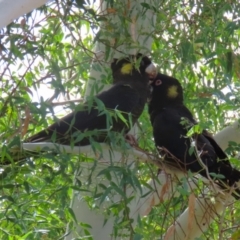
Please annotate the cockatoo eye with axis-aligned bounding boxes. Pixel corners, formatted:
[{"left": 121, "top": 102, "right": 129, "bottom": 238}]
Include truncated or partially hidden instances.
[{"left": 155, "top": 79, "right": 162, "bottom": 86}]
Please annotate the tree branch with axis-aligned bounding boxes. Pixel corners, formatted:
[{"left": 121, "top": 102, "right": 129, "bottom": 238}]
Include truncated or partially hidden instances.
[
  {"left": 0, "top": 0, "right": 48, "bottom": 29},
  {"left": 163, "top": 120, "right": 240, "bottom": 240}
]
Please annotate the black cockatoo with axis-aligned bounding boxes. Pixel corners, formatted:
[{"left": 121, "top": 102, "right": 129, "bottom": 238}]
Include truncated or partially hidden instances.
[
  {"left": 2, "top": 55, "right": 156, "bottom": 164},
  {"left": 148, "top": 73, "right": 240, "bottom": 199},
  {"left": 27, "top": 55, "right": 156, "bottom": 145}
]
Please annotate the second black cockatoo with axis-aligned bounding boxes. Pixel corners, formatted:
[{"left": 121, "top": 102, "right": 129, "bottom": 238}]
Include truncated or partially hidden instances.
[
  {"left": 148, "top": 73, "right": 240, "bottom": 199},
  {"left": 25, "top": 55, "right": 156, "bottom": 146}
]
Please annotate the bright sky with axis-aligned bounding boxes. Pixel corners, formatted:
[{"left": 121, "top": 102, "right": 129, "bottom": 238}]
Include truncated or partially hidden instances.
[{"left": 13, "top": 1, "right": 99, "bottom": 116}]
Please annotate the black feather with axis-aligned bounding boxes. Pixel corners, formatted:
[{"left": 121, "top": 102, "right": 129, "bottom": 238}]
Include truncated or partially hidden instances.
[
  {"left": 26, "top": 55, "right": 153, "bottom": 146},
  {"left": 149, "top": 73, "right": 240, "bottom": 199}
]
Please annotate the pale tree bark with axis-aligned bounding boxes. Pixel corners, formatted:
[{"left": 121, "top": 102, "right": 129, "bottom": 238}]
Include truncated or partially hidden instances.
[
  {"left": 23, "top": 85, "right": 240, "bottom": 239},
  {"left": 0, "top": 0, "right": 48, "bottom": 29},
  {"left": 64, "top": 1, "right": 158, "bottom": 239},
  {"left": 23, "top": 117, "right": 240, "bottom": 240},
  {"left": 3, "top": 0, "right": 240, "bottom": 239},
  {"left": 214, "top": 119, "right": 240, "bottom": 150},
  {"left": 162, "top": 124, "right": 240, "bottom": 240}
]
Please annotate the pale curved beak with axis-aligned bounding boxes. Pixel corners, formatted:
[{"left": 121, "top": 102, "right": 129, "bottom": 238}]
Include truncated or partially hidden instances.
[{"left": 145, "top": 63, "right": 157, "bottom": 80}]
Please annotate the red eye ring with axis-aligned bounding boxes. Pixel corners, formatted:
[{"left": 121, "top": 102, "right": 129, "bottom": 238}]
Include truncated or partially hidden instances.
[{"left": 155, "top": 79, "right": 162, "bottom": 86}]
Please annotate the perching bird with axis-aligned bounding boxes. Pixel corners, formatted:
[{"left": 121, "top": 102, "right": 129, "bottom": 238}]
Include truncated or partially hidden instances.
[
  {"left": 148, "top": 73, "right": 240, "bottom": 198},
  {"left": 24, "top": 55, "right": 156, "bottom": 147}
]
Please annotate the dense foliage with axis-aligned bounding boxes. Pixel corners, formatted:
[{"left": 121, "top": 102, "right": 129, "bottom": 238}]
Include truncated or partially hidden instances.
[{"left": 1, "top": 0, "right": 240, "bottom": 239}]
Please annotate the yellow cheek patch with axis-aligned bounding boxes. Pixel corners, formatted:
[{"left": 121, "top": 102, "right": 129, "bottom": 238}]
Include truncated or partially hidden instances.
[
  {"left": 167, "top": 85, "right": 178, "bottom": 98},
  {"left": 121, "top": 63, "right": 133, "bottom": 75}
]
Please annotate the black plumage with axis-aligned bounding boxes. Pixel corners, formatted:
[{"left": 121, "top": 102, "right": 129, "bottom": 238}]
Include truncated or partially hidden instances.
[
  {"left": 148, "top": 73, "right": 240, "bottom": 198},
  {"left": 26, "top": 55, "right": 156, "bottom": 146}
]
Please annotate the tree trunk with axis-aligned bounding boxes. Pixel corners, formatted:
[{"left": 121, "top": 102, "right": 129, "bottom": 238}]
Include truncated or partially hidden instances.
[
  {"left": 162, "top": 125, "right": 239, "bottom": 240},
  {"left": 3, "top": 1, "right": 240, "bottom": 239},
  {"left": 65, "top": 1, "right": 157, "bottom": 239},
  {"left": 0, "top": 0, "right": 48, "bottom": 29}
]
